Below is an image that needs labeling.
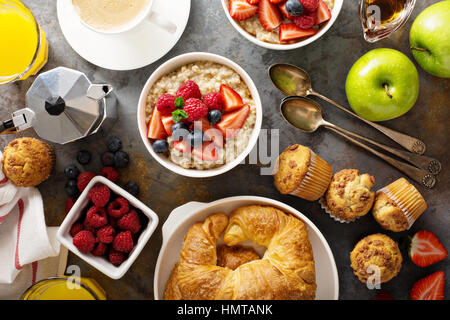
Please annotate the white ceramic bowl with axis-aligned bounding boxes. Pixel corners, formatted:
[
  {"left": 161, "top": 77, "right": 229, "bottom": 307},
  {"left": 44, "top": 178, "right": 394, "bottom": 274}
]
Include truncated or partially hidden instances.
[
  {"left": 221, "top": 0, "right": 343, "bottom": 50},
  {"left": 56, "top": 176, "right": 159, "bottom": 280},
  {"left": 154, "top": 196, "right": 339, "bottom": 300},
  {"left": 137, "top": 52, "right": 263, "bottom": 178}
]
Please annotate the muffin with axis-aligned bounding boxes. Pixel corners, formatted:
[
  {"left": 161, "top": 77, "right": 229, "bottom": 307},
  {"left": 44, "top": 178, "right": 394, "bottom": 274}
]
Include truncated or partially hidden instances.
[
  {"left": 324, "top": 169, "right": 375, "bottom": 222},
  {"left": 372, "top": 178, "right": 427, "bottom": 232},
  {"left": 273, "top": 144, "right": 332, "bottom": 201},
  {"left": 350, "top": 234, "right": 402, "bottom": 284},
  {"left": 2, "top": 137, "right": 55, "bottom": 187}
]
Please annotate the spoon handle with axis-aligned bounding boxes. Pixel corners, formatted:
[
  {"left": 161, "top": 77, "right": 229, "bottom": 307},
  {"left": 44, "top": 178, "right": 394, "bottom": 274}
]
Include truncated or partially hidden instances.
[
  {"left": 325, "top": 124, "right": 441, "bottom": 175},
  {"left": 326, "top": 127, "right": 436, "bottom": 189},
  {"left": 310, "top": 90, "right": 427, "bottom": 155}
]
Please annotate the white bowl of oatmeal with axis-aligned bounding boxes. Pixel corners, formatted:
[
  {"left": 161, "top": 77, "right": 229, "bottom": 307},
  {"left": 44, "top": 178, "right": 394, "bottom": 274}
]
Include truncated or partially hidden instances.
[
  {"left": 137, "top": 52, "right": 262, "bottom": 178},
  {"left": 222, "top": 0, "right": 343, "bottom": 50}
]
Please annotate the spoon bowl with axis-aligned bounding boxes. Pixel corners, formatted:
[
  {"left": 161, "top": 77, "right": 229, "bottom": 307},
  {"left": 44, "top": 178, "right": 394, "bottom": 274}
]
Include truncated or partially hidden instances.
[
  {"left": 280, "top": 96, "right": 324, "bottom": 133},
  {"left": 269, "top": 64, "right": 312, "bottom": 97}
]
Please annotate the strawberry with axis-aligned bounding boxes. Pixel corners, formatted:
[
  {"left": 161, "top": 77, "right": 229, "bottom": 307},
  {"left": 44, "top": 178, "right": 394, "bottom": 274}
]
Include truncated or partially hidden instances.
[
  {"left": 220, "top": 84, "right": 244, "bottom": 112},
  {"left": 161, "top": 115, "right": 174, "bottom": 136},
  {"left": 278, "top": 2, "right": 295, "bottom": 20},
  {"left": 279, "top": 23, "right": 317, "bottom": 42},
  {"left": 316, "top": 0, "right": 331, "bottom": 25},
  {"left": 173, "top": 140, "right": 191, "bottom": 155},
  {"left": 147, "top": 107, "right": 167, "bottom": 140},
  {"left": 192, "top": 142, "right": 219, "bottom": 162},
  {"left": 269, "top": 0, "right": 285, "bottom": 3},
  {"left": 375, "top": 290, "right": 394, "bottom": 300},
  {"left": 246, "top": 0, "right": 259, "bottom": 4},
  {"left": 194, "top": 118, "right": 224, "bottom": 149},
  {"left": 217, "top": 104, "right": 250, "bottom": 139},
  {"left": 258, "top": 0, "right": 283, "bottom": 31},
  {"left": 229, "top": 0, "right": 258, "bottom": 21},
  {"left": 410, "top": 271, "right": 445, "bottom": 300},
  {"left": 409, "top": 230, "right": 448, "bottom": 267}
]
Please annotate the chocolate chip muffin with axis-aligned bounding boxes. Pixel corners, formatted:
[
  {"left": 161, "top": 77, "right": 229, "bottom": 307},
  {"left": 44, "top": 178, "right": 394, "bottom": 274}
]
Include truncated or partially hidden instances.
[
  {"left": 324, "top": 169, "right": 375, "bottom": 222},
  {"left": 273, "top": 144, "right": 332, "bottom": 201},
  {"left": 350, "top": 234, "right": 402, "bottom": 284},
  {"left": 2, "top": 137, "right": 55, "bottom": 187},
  {"left": 372, "top": 178, "right": 427, "bottom": 232}
]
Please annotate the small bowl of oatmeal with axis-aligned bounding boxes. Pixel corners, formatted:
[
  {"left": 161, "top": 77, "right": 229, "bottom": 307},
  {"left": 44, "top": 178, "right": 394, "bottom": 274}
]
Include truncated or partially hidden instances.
[
  {"left": 222, "top": 0, "right": 343, "bottom": 50},
  {"left": 137, "top": 52, "right": 263, "bottom": 178}
]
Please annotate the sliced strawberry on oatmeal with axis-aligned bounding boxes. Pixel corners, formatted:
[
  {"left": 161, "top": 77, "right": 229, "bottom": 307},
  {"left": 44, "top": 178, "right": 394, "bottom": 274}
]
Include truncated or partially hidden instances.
[
  {"left": 278, "top": 2, "right": 295, "bottom": 20},
  {"left": 316, "top": 0, "right": 332, "bottom": 25},
  {"left": 192, "top": 142, "right": 219, "bottom": 162},
  {"left": 229, "top": 0, "right": 258, "bottom": 21},
  {"left": 147, "top": 107, "right": 167, "bottom": 140},
  {"left": 279, "top": 23, "right": 317, "bottom": 42},
  {"left": 220, "top": 84, "right": 244, "bottom": 112},
  {"left": 246, "top": 0, "right": 259, "bottom": 4},
  {"left": 217, "top": 104, "right": 250, "bottom": 139},
  {"left": 194, "top": 118, "right": 224, "bottom": 149},
  {"left": 173, "top": 140, "right": 191, "bottom": 155},
  {"left": 161, "top": 115, "right": 175, "bottom": 136},
  {"left": 269, "top": 0, "right": 285, "bottom": 3},
  {"left": 258, "top": 0, "right": 283, "bottom": 31}
]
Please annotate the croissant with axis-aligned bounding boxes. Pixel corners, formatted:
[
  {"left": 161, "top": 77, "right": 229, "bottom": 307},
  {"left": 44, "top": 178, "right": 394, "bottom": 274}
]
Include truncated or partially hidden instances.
[{"left": 164, "top": 205, "right": 316, "bottom": 300}]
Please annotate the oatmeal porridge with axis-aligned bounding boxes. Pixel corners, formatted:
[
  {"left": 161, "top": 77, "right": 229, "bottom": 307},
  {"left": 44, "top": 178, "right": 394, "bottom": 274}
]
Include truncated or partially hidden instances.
[{"left": 146, "top": 61, "right": 257, "bottom": 170}]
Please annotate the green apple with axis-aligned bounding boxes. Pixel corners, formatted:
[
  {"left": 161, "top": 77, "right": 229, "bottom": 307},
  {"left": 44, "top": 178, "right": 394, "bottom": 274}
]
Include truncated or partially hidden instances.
[
  {"left": 345, "top": 48, "right": 419, "bottom": 122},
  {"left": 410, "top": 0, "right": 450, "bottom": 78}
]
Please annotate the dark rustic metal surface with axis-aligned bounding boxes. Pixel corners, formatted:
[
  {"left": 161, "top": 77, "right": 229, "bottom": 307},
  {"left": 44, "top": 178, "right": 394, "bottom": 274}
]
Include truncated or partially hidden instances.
[{"left": 0, "top": 0, "right": 448, "bottom": 300}]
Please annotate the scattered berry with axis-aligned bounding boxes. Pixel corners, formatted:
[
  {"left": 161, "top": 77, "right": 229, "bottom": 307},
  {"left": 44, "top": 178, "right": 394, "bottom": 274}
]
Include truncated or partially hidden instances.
[
  {"left": 208, "top": 110, "right": 222, "bottom": 124},
  {"left": 153, "top": 139, "right": 169, "bottom": 153},
  {"left": 375, "top": 290, "right": 394, "bottom": 300},
  {"left": 77, "top": 150, "right": 91, "bottom": 165},
  {"left": 70, "top": 222, "right": 84, "bottom": 237},
  {"left": 171, "top": 122, "right": 190, "bottom": 141},
  {"left": 156, "top": 93, "right": 176, "bottom": 116},
  {"left": 294, "top": 12, "right": 316, "bottom": 29},
  {"left": 92, "top": 242, "right": 108, "bottom": 256},
  {"left": 410, "top": 271, "right": 445, "bottom": 300},
  {"left": 118, "top": 210, "right": 141, "bottom": 234},
  {"left": 184, "top": 98, "right": 208, "bottom": 122},
  {"left": 409, "top": 230, "right": 448, "bottom": 267},
  {"left": 88, "top": 184, "right": 111, "bottom": 207},
  {"left": 107, "top": 197, "right": 129, "bottom": 218},
  {"left": 202, "top": 92, "right": 224, "bottom": 111},
  {"left": 300, "top": 0, "right": 319, "bottom": 12},
  {"left": 73, "top": 230, "right": 96, "bottom": 253},
  {"left": 100, "top": 166, "right": 120, "bottom": 183},
  {"left": 85, "top": 206, "right": 108, "bottom": 228},
  {"left": 101, "top": 151, "right": 115, "bottom": 167},
  {"left": 113, "top": 231, "right": 134, "bottom": 253},
  {"left": 114, "top": 151, "right": 129, "bottom": 169},
  {"left": 109, "top": 248, "right": 126, "bottom": 266},
  {"left": 176, "top": 80, "right": 201, "bottom": 101},
  {"left": 285, "top": 0, "right": 303, "bottom": 16},
  {"left": 65, "top": 179, "right": 79, "bottom": 198},
  {"left": 96, "top": 225, "right": 116, "bottom": 244},
  {"left": 64, "top": 165, "right": 80, "bottom": 179},
  {"left": 77, "top": 172, "right": 96, "bottom": 192},
  {"left": 107, "top": 136, "right": 123, "bottom": 153},
  {"left": 65, "top": 198, "right": 75, "bottom": 214},
  {"left": 124, "top": 181, "right": 140, "bottom": 197}
]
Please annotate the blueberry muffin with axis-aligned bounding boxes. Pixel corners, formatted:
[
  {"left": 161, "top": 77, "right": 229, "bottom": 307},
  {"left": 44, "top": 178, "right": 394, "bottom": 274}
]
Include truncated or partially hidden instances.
[
  {"left": 324, "top": 169, "right": 375, "bottom": 222},
  {"left": 372, "top": 178, "right": 427, "bottom": 232},
  {"left": 2, "top": 137, "right": 55, "bottom": 187},
  {"left": 273, "top": 144, "right": 332, "bottom": 201},
  {"left": 350, "top": 234, "right": 402, "bottom": 284}
]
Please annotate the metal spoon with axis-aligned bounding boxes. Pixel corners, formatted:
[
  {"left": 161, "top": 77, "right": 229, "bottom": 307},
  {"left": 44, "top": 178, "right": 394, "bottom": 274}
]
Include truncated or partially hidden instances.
[
  {"left": 280, "top": 96, "right": 436, "bottom": 188},
  {"left": 269, "top": 63, "right": 427, "bottom": 155}
]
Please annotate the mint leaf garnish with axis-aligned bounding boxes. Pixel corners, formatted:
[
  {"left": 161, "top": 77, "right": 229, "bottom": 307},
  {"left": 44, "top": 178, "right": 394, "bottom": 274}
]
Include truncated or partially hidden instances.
[
  {"left": 174, "top": 97, "right": 185, "bottom": 109},
  {"left": 172, "top": 110, "right": 188, "bottom": 123}
]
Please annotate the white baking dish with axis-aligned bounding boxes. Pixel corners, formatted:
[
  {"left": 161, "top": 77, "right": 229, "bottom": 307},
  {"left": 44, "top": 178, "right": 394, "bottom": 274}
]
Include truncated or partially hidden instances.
[{"left": 154, "top": 196, "right": 339, "bottom": 300}]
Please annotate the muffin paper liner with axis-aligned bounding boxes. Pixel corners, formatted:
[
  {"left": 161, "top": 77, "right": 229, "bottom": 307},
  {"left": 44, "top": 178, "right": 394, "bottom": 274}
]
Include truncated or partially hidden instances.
[{"left": 318, "top": 197, "right": 359, "bottom": 224}]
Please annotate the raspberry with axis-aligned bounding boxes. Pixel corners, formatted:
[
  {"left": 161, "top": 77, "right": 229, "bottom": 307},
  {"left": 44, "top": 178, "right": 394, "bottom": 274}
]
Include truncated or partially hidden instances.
[
  {"left": 184, "top": 98, "right": 208, "bottom": 122},
  {"left": 65, "top": 198, "right": 75, "bottom": 214},
  {"left": 92, "top": 242, "right": 108, "bottom": 256},
  {"left": 202, "top": 92, "right": 224, "bottom": 111},
  {"left": 156, "top": 93, "right": 176, "bottom": 116},
  {"left": 73, "top": 230, "right": 95, "bottom": 253},
  {"left": 300, "top": 0, "right": 319, "bottom": 12},
  {"left": 85, "top": 206, "right": 108, "bottom": 228},
  {"left": 109, "top": 249, "right": 126, "bottom": 266},
  {"left": 70, "top": 222, "right": 84, "bottom": 237},
  {"left": 107, "top": 197, "right": 129, "bottom": 218},
  {"left": 100, "top": 166, "right": 120, "bottom": 183},
  {"left": 77, "top": 172, "right": 96, "bottom": 192},
  {"left": 113, "top": 231, "right": 134, "bottom": 253},
  {"left": 176, "top": 80, "right": 202, "bottom": 101},
  {"left": 88, "top": 184, "right": 110, "bottom": 207},
  {"left": 110, "top": 217, "right": 118, "bottom": 229},
  {"left": 118, "top": 210, "right": 141, "bottom": 234},
  {"left": 97, "top": 225, "right": 116, "bottom": 244},
  {"left": 294, "top": 12, "right": 316, "bottom": 29}
]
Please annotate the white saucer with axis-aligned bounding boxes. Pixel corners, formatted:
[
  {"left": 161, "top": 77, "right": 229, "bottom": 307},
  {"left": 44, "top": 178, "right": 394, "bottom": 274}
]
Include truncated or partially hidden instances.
[{"left": 56, "top": 0, "right": 191, "bottom": 71}]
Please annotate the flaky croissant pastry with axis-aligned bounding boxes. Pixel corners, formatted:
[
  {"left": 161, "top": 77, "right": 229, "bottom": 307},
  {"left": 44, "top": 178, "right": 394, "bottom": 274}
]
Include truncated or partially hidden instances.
[{"left": 164, "top": 205, "right": 316, "bottom": 300}]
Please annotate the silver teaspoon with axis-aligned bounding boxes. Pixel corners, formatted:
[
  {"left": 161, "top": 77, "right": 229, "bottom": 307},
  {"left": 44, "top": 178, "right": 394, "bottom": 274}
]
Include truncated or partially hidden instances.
[
  {"left": 269, "top": 63, "right": 427, "bottom": 155},
  {"left": 280, "top": 96, "right": 436, "bottom": 188}
]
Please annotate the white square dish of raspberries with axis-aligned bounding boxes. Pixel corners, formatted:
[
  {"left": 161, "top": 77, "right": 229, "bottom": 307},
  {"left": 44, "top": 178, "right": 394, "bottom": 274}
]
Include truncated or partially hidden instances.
[{"left": 57, "top": 176, "right": 159, "bottom": 279}]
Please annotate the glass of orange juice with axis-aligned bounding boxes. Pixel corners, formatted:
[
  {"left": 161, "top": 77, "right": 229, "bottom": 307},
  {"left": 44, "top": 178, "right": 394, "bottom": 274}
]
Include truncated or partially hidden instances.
[
  {"left": 0, "top": 0, "right": 49, "bottom": 85},
  {"left": 20, "top": 277, "right": 107, "bottom": 300}
]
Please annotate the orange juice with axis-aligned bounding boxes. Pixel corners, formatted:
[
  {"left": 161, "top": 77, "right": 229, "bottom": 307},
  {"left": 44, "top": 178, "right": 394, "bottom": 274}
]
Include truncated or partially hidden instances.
[
  {"left": 0, "top": 0, "right": 48, "bottom": 85},
  {"left": 21, "top": 277, "right": 107, "bottom": 300}
]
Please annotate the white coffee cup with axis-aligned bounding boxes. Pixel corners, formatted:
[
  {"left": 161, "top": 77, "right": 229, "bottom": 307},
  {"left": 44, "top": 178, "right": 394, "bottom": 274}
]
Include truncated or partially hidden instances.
[{"left": 71, "top": 0, "right": 177, "bottom": 35}]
